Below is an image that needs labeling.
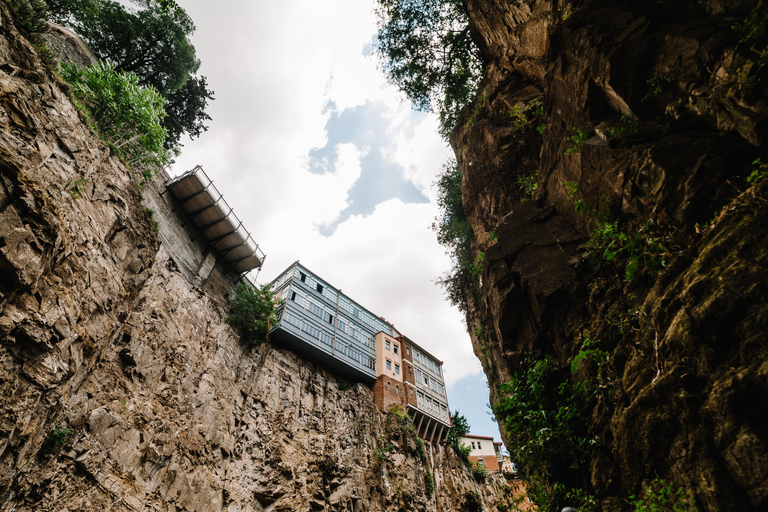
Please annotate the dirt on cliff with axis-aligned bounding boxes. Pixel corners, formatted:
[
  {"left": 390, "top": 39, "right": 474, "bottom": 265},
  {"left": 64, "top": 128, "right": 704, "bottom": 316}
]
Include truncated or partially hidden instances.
[{"left": 452, "top": 0, "right": 768, "bottom": 511}]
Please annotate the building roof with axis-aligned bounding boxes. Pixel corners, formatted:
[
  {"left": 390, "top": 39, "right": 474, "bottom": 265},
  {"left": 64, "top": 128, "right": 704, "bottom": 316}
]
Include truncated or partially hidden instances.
[
  {"left": 398, "top": 333, "right": 444, "bottom": 367},
  {"left": 165, "top": 166, "right": 265, "bottom": 275},
  {"left": 461, "top": 434, "right": 496, "bottom": 441}
]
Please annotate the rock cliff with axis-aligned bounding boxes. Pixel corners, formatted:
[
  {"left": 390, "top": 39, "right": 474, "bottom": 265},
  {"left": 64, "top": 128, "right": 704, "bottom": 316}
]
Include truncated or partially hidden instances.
[
  {"left": 0, "top": 4, "right": 519, "bottom": 511},
  {"left": 453, "top": 0, "right": 767, "bottom": 510}
]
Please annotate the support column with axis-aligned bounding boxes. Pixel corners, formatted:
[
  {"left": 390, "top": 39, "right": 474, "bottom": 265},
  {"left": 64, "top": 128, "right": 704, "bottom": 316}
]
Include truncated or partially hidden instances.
[{"left": 428, "top": 418, "right": 439, "bottom": 444}]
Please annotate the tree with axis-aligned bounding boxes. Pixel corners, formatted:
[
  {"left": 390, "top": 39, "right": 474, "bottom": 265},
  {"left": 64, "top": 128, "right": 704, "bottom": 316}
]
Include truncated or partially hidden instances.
[
  {"left": 431, "top": 158, "right": 473, "bottom": 312},
  {"left": 448, "top": 409, "right": 471, "bottom": 442},
  {"left": 374, "top": 0, "right": 483, "bottom": 139},
  {"left": 226, "top": 283, "right": 279, "bottom": 345},
  {"left": 46, "top": 0, "right": 213, "bottom": 148},
  {"left": 163, "top": 74, "right": 214, "bottom": 149}
]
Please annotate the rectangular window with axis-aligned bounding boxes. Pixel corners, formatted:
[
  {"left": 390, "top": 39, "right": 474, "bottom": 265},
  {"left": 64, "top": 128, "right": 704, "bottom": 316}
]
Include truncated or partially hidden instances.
[
  {"left": 299, "top": 272, "right": 306, "bottom": 282},
  {"left": 410, "top": 388, "right": 414, "bottom": 395},
  {"left": 387, "top": 381, "right": 391, "bottom": 390},
  {"left": 478, "top": 459, "right": 484, "bottom": 466},
  {"left": 316, "top": 283, "right": 323, "bottom": 293},
  {"left": 290, "top": 291, "right": 296, "bottom": 301},
  {"left": 386, "top": 340, "right": 391, "bottom": 350},
  {"left": 395, "top": 364, "right": 400, "bottom": 375},
  {"left": 396, "top": 386, "right": 399, "bottom": 394},
  {"left": 394, "top": 344, "right": 399, "bottom": 354},
  {"left": 386, "top": 360, "right": 392, "bottom": 371}
]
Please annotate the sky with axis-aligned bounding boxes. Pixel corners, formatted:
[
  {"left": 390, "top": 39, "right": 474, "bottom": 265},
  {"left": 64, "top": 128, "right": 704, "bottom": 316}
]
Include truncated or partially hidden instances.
[{"left": 162, "top": 0, "right": 503, "bottom": 443}]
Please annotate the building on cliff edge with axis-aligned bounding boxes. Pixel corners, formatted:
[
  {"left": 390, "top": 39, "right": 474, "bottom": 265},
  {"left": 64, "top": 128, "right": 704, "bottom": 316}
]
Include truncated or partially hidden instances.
[
  {"left": 269, "top": 261, "right": 451, "bottom": 443},
  {"left": 459, "top": 434, "right": 505, "bottom": 472}
]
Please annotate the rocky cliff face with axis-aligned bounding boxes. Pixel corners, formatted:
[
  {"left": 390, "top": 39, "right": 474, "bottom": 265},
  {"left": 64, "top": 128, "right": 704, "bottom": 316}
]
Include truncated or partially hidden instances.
[
  {"left": 0, "top": 5, "right": 519, "bottom": 511},
  {"left": 453, "top": 0, "right": 767, "bottom": 510}
]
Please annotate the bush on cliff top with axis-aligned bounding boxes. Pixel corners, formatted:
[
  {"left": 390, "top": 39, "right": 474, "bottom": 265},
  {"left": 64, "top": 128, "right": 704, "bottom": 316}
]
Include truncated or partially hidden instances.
[
  {"left": 226, "top": 283, "right": 278, "bottom": 345},
  {"left": 61, "top": 61, "right": 172, "bottom": 179}
]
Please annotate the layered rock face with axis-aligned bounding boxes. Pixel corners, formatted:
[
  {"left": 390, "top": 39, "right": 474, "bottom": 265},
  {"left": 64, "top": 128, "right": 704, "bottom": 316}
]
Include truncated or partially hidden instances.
[
  {"left": 454, "top": 0, "right": 767, "bottom": 510},
  {"left": 0, "top": 5, "right": 518, "bottom": 511}
]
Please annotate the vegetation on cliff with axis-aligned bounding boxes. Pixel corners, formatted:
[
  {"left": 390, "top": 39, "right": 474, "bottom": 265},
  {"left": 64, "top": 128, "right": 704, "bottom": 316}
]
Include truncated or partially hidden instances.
[
  {"left": 61, "top": 61, "right": 172, "bottom": 175},
  {"left": 226, "top": 283, "right": 279, "bottom": 345},
  {"left": 47, "top": 0, "right": 214, "bottom": 150},
  {"left": 432, "top": 159, "right": 474, "bottom": 314},
  {"left": 374, "top": 0, "right": 482, "bottom": 138}
]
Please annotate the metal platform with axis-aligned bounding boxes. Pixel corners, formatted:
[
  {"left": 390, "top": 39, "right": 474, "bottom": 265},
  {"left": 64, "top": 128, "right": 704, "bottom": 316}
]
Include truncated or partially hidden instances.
[{"left": 165, "top": 165, "right": 265, "bottom": 275}]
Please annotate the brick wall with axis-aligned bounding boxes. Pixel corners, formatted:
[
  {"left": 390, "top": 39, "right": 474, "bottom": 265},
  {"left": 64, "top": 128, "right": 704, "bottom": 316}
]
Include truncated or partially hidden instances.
[
  {"left": 399, "top": 339, "right": 418, "bottom": 408},
  {"left": 373, "top": 375, "right": 405, "bottom": 411},
  {"left": 468, "top": 455, "right": 501, "bottom": 472}
]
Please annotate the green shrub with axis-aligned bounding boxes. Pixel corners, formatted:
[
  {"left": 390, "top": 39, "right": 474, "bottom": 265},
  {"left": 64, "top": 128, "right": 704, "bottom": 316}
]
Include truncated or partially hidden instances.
[
  {"left": 630, "top": 478, "right": 698, "bottom": 512},
  {"left": 40, "top": 424, "right": 73, "bottom": 455},
  {"left": 415, "top": 437, "right": 427, "bottom": 463},
  {"left": 516, "top": 170, "right": 539, "bottom": 201},
  {"left": 747, "top": 158, "right": 768, "bottom": 183},
  {"left": 425, "top": 469, "right": 434, "bottom": 495},
  {"left": 642, "top": 72, "right": 674, "bottom": 101},
  {"left": 493, "top": 353, "right": 595, "bottom": 478},
  {"left": 564, "top": 127, "right": 589, "bottom": 155},
  {"left": 60, "top": 62, "right": 172, "bottom": 180},
  {"left": 226, "top": 283, "right": 279, "bottom": 345},
  {"left": 587, "top": 220, "right": 670, "bottom": 281},
  {"left": 470, "top": 462, "right": 487, "bottom": 481}
]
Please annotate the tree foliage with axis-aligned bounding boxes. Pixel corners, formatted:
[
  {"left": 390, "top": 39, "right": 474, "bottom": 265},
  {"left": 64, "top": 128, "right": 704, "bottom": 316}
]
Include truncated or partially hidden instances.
[
  {"left": 61, "top": 61, "right": 172, "bottom": 175},
  {"left": 163, "top": 74, "right": 214, "bottom": 150},
  {"left": 374, "top": 0, "right": 483, "bottom": 139},
  {"left": 46, "top": 0, "right": 213, "bottom": 148},
  {"left": 432, "top": 158, "right": 473, "bottom": 312},
  {"left": 448, "top": 409, "right": 471, "bottom": 457},
  {"left": 226, "top": 283, "right": 279, "bottom": 345}
]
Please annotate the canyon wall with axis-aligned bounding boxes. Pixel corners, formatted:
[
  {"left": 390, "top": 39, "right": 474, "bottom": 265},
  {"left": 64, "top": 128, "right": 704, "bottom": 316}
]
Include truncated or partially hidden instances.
[
  {"left": 0, "top": 4, "right": 518, "bottom": 511},
  {"left": 453, "top": 0, "right": 767, "bottom": 510}
]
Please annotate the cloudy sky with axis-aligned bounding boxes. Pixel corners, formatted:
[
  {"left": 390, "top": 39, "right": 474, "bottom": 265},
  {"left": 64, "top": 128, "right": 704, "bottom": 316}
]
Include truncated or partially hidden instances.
[{"left": 164, "top": 0, "right": 501, "bottom": 442}]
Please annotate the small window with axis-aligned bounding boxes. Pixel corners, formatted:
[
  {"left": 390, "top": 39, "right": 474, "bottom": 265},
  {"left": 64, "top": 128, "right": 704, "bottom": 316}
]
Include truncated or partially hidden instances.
[
  {"left": 328, "top": 314, "right": 334, "bottom": 325},
  {"left": 471, "top": 442, "right": 476, "bottom": 449},
  {"left": 395, "top": 364, "right": 400, "bottom": 375},
  {"left": 387, "top": 381, "right": 391, "bottom": 390},
  {"left": 290, "top": 291, "right": 296, "bottom": 301},
  {"left": 396, "top": 386, "right": 399, "bottom": 394},
  {"left": 394, "top": 345, "right": 399, "bottom": 354},
  {"left": 299, "top": 272, "right": 306, "bottom": 282},
  {"left": 386, "top": 360, "right": 392, "bottom": 371},
  {"left": 410, "top": 388, "right": 414, "bottom": 395},
  {"left": 406, "top": 347, "right": 410, "bottom": 355},
  {"left": 478, "top": 458, "right": 484, "bottom": 466},
  {"left": 477, "top": 442, "right": 482, "bottom": 450},
  {"left": 386, "top": 340, "right": 391, "bottom": 350},
  {"left": 316, "top": 283, "right": 323, "bottom": 293}
]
